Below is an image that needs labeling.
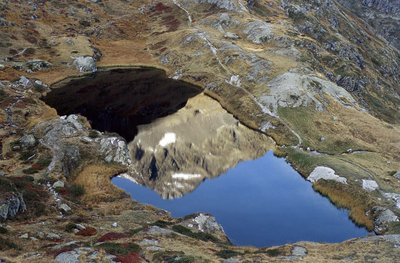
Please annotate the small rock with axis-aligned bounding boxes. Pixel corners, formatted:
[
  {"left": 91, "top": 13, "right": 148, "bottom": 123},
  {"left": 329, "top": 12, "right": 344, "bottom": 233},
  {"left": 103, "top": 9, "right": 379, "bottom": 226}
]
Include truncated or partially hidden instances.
[
  {"left": 224, "top": 32, "right": 240, "bottom": 40},
  {"left": 36, "top": 231, "right": 45, "bottom": 239},
  {"left": 146, "top": 246, "right": 162, "bottom": 251},
  {"left": 362, "top": 180, "right": 379, "bottom": 192},
  {"left": 139, "top": 239, "right": 159, "bottom": 246},
  {"left": 394, "top": 171, "right": 400, "bottom": 180},
  {"left": 75, "top": 224, "right": 86, "bottom": 230},
  {"left": 80, "top": 136, "right": 93, "bottom": 143},
  {"left": 52, "top": 181, "right": 65, "bottom": 188},
  {"left": 147, "top": 226, "right": 173, "bottom": 236},
  {"left": 111, "top": 222, "right": 118, "bottom": 228},
  {"left": 73, "top": 56, "right": 97, "bottom": 72},
  {"left": 33, "top": 80, "right": 47, "bottom": 90},
  {"left": 46, "top": 232, "right": 61, "bottom": 240},
  {"left": 20, "top": 134, "right": 36, "bottom": 148},
  {"left": 0, "top": 64, "right": 4, "bottom": 70},
  {"left": 347, "top": 148, "right": 353, "bottom": 153},
  {"left": 307, "top": 166, "right": 347, "bottom": 184},
  {"left": 0, "top": 171, "right": 5, "bottom": 177},
  {"left": 292, "top": 246, "right": 307, "bottom": 257},
  {"left": 59, "top": 203, "right": 71, "bottom": 213},
  {"left": 19, "top": 233, "right": 29, "bottom": 239},
  {"left": 320, "top": 136, "right": 326, "bottom": 142},
  {"left": 17, "top": 76, "right": 31, "bottom": 89}
]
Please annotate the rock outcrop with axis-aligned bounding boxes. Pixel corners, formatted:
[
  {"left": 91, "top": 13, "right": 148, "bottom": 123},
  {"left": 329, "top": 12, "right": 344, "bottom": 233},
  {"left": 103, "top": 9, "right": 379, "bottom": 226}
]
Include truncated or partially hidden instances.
[{"left": 0, "top": 194, "right": 26, "bottom": 221}]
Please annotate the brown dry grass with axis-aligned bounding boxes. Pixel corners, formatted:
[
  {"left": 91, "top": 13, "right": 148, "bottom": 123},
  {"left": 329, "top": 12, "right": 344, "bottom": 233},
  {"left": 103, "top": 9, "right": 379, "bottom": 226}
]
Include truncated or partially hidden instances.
[
  {"left": 26, "top": 104, "right": 58, "bottom": 128},
  {"left": 313, "top": 180, "right": 375, "bottom": 230},
  {"left": 73, "top": 163, "right": 127, "bottom": 203}
]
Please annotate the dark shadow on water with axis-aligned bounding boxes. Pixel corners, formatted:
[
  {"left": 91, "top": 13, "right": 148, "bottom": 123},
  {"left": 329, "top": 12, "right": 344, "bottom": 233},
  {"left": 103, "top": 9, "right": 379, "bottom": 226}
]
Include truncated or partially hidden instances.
[{"left": 42, "top": 68, "right": 201, "bottom": 141}]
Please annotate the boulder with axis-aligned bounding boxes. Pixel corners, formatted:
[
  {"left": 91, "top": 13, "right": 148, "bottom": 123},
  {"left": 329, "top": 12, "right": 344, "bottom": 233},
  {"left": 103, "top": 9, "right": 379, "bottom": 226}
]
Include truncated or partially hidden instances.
[
  {"left": 362, "top": 180, "right": 379, "bottom": 192},
  {"left": 20, "top": 134, "right": 36, "bottom": 149},
  {"left": 0, "top": 194, "right": 26, "bottom": 220},
  {"left": 61, "top": 145, "right": 80, "bottom": 177},
  {"left": 73, "top": 56, "right": 97, "bottom": 72},
  {"left": 394, "top": 171, "right": 400, "bottom": 180},
  {"left": 147, "top": 226, "right": 173, "bottom": 236},
  {"left": 372, "top": 206, "right": 399, "bottom": 234},
  {"left": 52, "top": 181, "right": 65, "bottom": 188},
  {"left": 224, "top": 32, "right": 240, "bottom": 40},
  {"left": 192, "top": 213, "right": 224, "bottom": 233},
  {"left": 26, "top": 60, "right": 52, "bottom": 71},
  {"left": 307, "top": 166, "right": 347, "bottom": 184},
  {"left": 292, "top": 246, "right": 307, "bottom": 257},
  {"left": 16, "top": 76, "right": 32, "bottom": 89},
  {"left": 383, "top": 193, "right": 400, "bottom": 209},
  {"left": 243, "top": 21, "right": 273, "bottom": 44},
  {"left": 59, "top": 203, "right": 71, "bottom": 213},
  {"left": 98, "top": 136, "right": 132, "bottom": 166}
]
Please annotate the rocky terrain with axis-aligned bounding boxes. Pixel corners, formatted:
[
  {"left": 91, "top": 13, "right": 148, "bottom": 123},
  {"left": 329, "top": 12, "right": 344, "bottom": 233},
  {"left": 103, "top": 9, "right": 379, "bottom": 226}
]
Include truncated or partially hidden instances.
[{"left": 0, "top": 0, "right": 400, "bottom": 262}]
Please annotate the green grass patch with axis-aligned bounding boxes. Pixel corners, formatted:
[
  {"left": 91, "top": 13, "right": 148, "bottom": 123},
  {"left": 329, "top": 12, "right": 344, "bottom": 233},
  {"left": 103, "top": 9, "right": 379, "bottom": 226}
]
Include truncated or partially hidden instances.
[
  {"left": 69, "top": 184, "right": 85, "bottom": 197},
  {"left": 265, "top": 248, "right": 285, "bottom": 257},
  {"left": 153, "top": 251, "right": 196, "bottom": 263},
  {"left": 96, "top": 242, "right": 141, "bottom": 255},
  {"left": 216, "top": 249, "right": 242, "bottom": 259},
  {"left": 129, "top": 227, "right": 144, "bottom": 236}
]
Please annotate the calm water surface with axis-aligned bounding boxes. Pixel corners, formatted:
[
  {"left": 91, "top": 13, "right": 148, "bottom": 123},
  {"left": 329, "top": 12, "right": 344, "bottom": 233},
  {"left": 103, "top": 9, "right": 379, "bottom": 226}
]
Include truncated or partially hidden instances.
[{"left": 113, "top": 151, "right": 368, "bottom": 247}]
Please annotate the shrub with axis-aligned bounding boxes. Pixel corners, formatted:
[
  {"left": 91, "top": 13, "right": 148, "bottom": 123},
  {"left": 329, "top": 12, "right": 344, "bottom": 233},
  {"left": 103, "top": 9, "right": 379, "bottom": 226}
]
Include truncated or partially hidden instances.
[
  {"left": 69, "top": 184, "right": 85, "bottom": 197},
  {"left": 0, "top": 237, "right": 18, "bottom": 250},
  {"left": 0, "top": 226, "right": 8, "bottom": 234},
  {"left": 216, "top": 249, "right": 241, "bottom": 259},
  {"left": 96, "top": 242, "right": 141, "bottom": 255},
  {"left": 65, "top": 223, "right": 77, "bottom": 233},
  {"left": 151, "top": 220, "right": 173, "bottom": 228},
  {"left": 22, "top": 167, "right": 38, "bottom": 174}
]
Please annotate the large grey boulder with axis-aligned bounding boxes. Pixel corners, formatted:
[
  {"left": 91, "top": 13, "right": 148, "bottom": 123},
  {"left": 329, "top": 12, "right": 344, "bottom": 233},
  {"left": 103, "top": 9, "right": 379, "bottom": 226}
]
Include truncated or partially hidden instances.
[
  {"left": 0, "top": 194, "right": 26, "bottom": 221},
  {"left": 243, "top": 21, "right": 273, "bottom": 44},
  {"left": 372, "top": 206, "right": 399, "bottom": 234},
  {"left": 97, "top": 137, "right": 131, "bottom": 166},
  {"left": 61, "top": 145, "right": 80, "bottom": 177},
  {"left": 307, "top": 166, "right": 347, "bottom": 184},
  {"left": 193, "top": 213, "right": 224, "bottom": 233},
  {"left": 73, "top": 56, "right": 97, "bottom": 73},
  {"left": 362, "top": 179, "right": 379, "bottom": 192}
]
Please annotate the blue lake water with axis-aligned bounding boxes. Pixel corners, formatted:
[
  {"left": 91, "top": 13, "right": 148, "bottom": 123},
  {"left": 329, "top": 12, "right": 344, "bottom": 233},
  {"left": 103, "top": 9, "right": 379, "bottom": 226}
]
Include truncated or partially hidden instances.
[{"left": 112, "top": 151, "right": 368, "bottom": 247}]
